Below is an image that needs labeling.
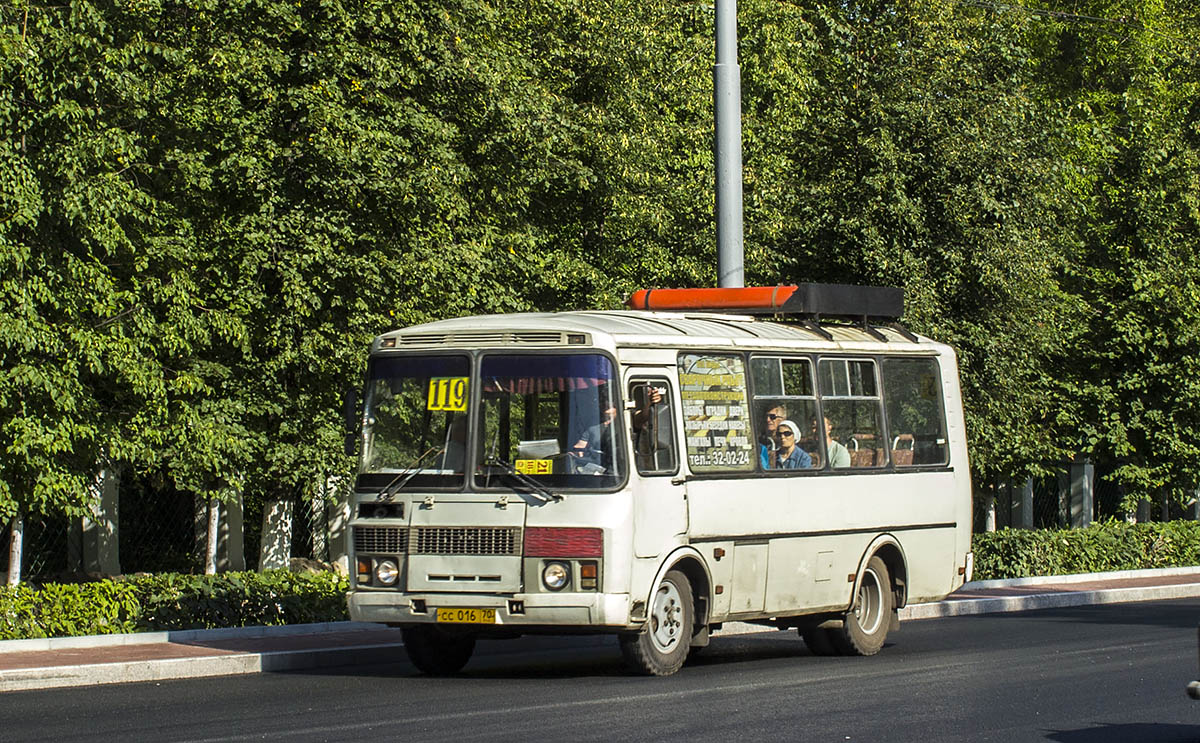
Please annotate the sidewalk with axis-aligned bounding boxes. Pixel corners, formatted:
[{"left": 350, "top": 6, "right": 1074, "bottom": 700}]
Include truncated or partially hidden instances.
[{"left": 3, "top": 566, "right": 1199, "bottom": 692}]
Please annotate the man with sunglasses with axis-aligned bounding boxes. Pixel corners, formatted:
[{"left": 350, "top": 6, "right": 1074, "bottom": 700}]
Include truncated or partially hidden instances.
[{"left": 759, "top": 404, "right": 787, "bottom": 469}]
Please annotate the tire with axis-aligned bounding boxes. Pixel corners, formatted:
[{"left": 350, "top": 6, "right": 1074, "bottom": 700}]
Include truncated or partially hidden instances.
[
  {"left": 620, "top": 569, "right": 693, "bottom": 676},
  {"left": 799, "top": 627, "right": 839, "bottom": 656},
  {"left": 401, "top": 625, "right": 476, "bottom": 675},
  {"left": 829, "top": 556, "right": 893, "bottom": 656}
]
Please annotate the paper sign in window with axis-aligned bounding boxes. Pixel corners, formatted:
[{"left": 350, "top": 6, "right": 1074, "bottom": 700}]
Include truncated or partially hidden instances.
[{"left": 515, "top": 459, "right": 553, "bottom": 475}]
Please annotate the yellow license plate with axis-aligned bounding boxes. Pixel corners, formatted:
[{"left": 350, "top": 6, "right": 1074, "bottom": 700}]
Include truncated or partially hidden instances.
[{"left": 436, "top": 607, "right": 497, "bottom": 624}]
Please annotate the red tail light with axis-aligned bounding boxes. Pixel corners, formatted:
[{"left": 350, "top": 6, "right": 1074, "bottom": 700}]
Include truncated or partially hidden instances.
[{"left": 524, "top": 527, "right": 603, "bottom": 558}]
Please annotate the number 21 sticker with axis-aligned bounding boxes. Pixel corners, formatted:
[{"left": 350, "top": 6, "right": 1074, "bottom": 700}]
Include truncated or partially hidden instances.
[{"left": 427, "top": 377, "right": 468, "bottom": 411}]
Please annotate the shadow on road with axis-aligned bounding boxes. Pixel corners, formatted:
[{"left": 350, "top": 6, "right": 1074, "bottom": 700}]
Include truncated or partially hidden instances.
[
  {"left": 1044, "top": 722, "right": 1200, "bottom": 742},
  {"left": 295, "top": 630, "right": 827, "bottom": 681}
]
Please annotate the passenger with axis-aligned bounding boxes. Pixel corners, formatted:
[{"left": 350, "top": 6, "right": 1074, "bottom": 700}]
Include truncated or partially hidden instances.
[
  {"left": 774, "top": 419, "right": 812, "bottom": 469},
  {"left": 631, "top": 385, "right": 664, "bottom": 434},
  {"left": 818, "top": 416, "right": 851, "bottom": 468},
  {"left": 759, "top": 404, "right": 787, "bottom": 469}
]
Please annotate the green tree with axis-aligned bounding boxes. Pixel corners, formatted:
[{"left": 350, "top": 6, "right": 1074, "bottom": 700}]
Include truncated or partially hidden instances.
[{"left": 1030, "top": 0, "right": 1200, "bottom": 509}]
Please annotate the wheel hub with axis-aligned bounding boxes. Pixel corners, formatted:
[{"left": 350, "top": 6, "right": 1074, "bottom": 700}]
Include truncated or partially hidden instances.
[
  {"left": 650, "top": 581, "right": 684, "bottom": 652},
  {"left": 854, "top": 567, "right": 884, "bottom": 635}
]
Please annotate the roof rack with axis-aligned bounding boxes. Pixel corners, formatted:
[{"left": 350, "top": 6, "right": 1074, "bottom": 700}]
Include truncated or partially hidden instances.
[{"left": 627, "top": 283, "right": 917, "bottom": 343}]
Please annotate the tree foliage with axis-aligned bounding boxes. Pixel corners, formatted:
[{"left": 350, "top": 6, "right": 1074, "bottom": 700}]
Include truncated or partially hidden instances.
[{"left": 1, "top": 0, "right": 1199, "bottom": 528}]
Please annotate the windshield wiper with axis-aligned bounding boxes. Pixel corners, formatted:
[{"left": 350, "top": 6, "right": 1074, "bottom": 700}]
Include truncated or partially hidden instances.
[
  {"left": 482, "top": 456, "right": 563, "bottom": 503},
  {"left": 377, "top": 445, "right": 445, "bottom": 500}
]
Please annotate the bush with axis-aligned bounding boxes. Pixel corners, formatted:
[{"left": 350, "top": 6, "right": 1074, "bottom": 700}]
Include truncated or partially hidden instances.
[
  {"left": 0, "top": 581, "right": 142, "bottom": 639},
  {"left": 133, "top": 570, "right": 350, "bottom": 631},
  {"left": 0, "top": 570, "right": 349, "bottom": 640},
  {"left": 971, "top": 520, "right": 1200, "bottom": 581}
]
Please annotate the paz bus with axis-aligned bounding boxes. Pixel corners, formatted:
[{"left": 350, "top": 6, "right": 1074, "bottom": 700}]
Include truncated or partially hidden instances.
[{"left": 346, "top": 284, "right": 973, "bottom": 675}]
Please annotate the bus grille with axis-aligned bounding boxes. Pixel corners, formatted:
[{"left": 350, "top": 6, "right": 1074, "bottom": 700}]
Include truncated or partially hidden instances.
[
  {"left": 354, "top": 526, "right": 408, "bottom": 554},
  {"left": 411, "top": 527, "right": 521, "bottom": 556}
]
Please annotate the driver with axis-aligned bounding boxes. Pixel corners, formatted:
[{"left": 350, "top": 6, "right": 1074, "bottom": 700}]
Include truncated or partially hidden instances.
[{"left": 572, "top": 405, "right": 618, "bottom": 471}]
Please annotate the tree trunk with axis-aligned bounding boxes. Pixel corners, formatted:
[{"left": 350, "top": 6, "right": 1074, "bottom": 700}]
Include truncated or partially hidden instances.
[
  {"left": 983, "top": 486, "right": 996, "bottom": 533},
  {"left": 7, "top": 513, "right": 23, "bottom": 586},
  {"left": 258, "top": 497, "right": 294, "bottom": 571},
  {"left": 205, "top": 498, "right": 220, "bottom": 575}
]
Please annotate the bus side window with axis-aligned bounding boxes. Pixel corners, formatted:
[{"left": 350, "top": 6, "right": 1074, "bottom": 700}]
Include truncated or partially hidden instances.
[
  {"left": 882, "top": 357, "right": 948, "bottom": 466},
  {"left": 750, "top": 356, "right": 818, "bottom": 471},
  {"left": 629, "top": 380, "right": 678, "bottom": 476},
  {"left": 818, "top": 358, "right": 886, "bottom": 468}
]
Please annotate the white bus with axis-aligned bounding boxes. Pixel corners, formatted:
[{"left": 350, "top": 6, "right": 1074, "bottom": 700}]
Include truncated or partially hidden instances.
[{"left": 347, "top": 284, "right": 973, "bottom": 675}]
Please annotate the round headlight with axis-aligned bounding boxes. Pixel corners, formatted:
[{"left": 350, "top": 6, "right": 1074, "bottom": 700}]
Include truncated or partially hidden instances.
[
  {"left": 375, "top": 559, "right": 399, "bottom": 586},
  {"left": 542, "top": 562, "right": 570, "bottom": 591}
]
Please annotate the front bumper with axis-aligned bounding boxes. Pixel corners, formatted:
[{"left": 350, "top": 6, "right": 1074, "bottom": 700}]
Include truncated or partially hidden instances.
[{"left": 349, "top": 590, "right": 634, "bottom": 630}]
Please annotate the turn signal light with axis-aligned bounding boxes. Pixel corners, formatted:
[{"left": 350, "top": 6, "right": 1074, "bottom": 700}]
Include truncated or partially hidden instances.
[{"left": 579, "top": 561, "right": 598, "bottom": 590}]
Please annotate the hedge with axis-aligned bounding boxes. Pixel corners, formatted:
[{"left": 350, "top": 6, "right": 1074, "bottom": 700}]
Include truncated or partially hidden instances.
[
  {"left": 971, "top": 520, "right": 1200, "bottom": 581},
  {"left": 0, "top": 570, "right": 349, "bottom": 640}
]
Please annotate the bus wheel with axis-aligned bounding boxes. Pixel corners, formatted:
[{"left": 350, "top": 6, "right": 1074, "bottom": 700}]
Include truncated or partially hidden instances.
[
  {"left": 620, "top": 569, "right": 692, "bottom": 676},
  {"left": 800, "top": 627, "right": 838, "bottom": 656},
  {"left": 401, "top": 625, "right": 476, "bottom": 675},
  {"left": 832, "top": 556, "right": 892, "bottom": 656}
]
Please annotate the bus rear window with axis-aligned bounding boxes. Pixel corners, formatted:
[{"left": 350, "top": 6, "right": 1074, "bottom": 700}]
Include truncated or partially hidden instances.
[{"left": 882, "top": 358, "right": 948, "bottom": 466}]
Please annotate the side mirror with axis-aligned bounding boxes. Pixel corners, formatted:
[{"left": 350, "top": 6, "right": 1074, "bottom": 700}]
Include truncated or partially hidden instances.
[{"left": 343, "top": 389, "right": 358, "bottom": 457}]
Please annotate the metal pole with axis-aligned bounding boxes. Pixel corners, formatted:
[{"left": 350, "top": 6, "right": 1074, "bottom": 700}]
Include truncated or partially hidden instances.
[{"left": 714, "top": 0, "right": 744, "bottom": 288}]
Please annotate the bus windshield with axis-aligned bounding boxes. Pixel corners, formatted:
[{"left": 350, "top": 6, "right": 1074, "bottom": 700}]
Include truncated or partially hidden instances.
[
  {"left": 475, "top": 353, "right": 624, "bottom": 490},
  {"left": 360, "top": 354, "right": 471, "bottom": 489}
]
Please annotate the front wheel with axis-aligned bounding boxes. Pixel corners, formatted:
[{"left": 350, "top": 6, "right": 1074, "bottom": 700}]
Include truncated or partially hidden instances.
[
  {"left": 401, "top": 625, "right": 476, "bottom": 675},
  {"left": 830, "top": 556, "right": 893, "bottom": 656},
  {"left": 799, "top": 627, "right": 839, "bottom": 656},
  {"left": 620, "top": 569, "right": 693, "bottom": 676}
]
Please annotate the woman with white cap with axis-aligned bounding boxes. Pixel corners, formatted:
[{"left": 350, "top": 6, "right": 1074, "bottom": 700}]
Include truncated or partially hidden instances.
[{"left": 775, "top": 419, "right": 812, "bottom": 469}]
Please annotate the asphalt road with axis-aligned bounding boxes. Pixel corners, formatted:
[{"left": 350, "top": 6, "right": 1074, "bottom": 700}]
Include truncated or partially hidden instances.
[{"left": 2, "top": 599, "right": 1198, "bottom": 743}]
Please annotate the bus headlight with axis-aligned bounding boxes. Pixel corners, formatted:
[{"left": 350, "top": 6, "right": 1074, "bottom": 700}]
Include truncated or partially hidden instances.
[
  {"left": 542, "top": 562, "right": 570, "bottom": 591},
  {"left": 375, "top": 559, "right": 400, "bottom": 586}
]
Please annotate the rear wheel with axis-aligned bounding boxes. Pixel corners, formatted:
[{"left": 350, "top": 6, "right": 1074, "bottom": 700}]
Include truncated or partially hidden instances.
[
  {"left": 620, "top": 569, "right": 693, "bottom": 676},
  {"left": 401, "top": 625, "right": 476, "bottom": 675},
  {"left": 830, "top": 556, "right": 892, "bottom": 656}
]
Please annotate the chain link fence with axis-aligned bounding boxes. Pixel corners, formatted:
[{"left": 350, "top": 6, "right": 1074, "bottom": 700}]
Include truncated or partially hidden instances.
[
  {"left": 119, "top": 471, "right": 202, "bottom": 574},
  {"left": 2, "top": 477, "right": 345, "bottom": 583},
  {"left": 294, "top": 495, "right": 330, "bottom": 564},
  {"left": 0, "top": 513, "right": 72, "bottom": 583}
]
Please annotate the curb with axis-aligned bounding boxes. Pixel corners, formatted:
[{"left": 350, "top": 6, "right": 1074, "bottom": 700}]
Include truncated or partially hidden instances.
[
  {"left": 901, "top": 581, "right": 1200, "bottom": 620},
  {"left": 0, "top": 641, "right": 411, "bottom": 693},
  {"left": 960, "top": 564, "right": 1200, "bottom": 590},
  {"left": 0, "top": 621, "right": 382, "bottom": 655}
]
